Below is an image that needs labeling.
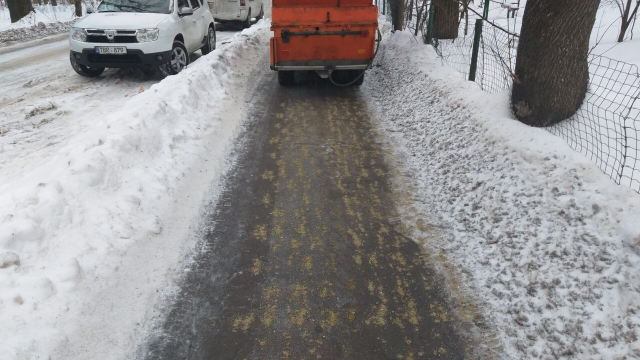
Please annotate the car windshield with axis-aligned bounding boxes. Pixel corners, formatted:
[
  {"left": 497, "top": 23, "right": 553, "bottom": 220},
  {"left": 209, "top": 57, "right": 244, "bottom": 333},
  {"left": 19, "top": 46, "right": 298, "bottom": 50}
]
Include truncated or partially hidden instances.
[{"left": 97, "top": 0, "right": 171, "bottom": 14}]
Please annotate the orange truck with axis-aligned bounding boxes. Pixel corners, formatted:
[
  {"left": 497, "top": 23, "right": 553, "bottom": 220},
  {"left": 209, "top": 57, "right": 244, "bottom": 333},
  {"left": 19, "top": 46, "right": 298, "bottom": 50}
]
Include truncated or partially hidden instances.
[{"left": 269, "top": 0, "right": 379, "bottom": 86}]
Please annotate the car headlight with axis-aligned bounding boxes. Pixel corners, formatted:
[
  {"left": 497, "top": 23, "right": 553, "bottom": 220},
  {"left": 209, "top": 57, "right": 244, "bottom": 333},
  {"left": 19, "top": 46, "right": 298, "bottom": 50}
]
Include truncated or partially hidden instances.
[
  {"left": 137, "top": 29, "right": 159, "bottom": 42},
  {"left": 71, "top": 28, "right": 87, "bottom": 42}
]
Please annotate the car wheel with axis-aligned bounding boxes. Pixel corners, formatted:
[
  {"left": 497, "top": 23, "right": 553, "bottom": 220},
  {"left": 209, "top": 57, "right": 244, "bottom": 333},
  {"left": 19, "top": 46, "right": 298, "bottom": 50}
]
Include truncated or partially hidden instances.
[
  {"left": 243, "top": 9, "right": 251, "bottom": 29},
  {"left": 256, "top": 5, "right": 264, "bottom": 20},
  {"left": 69, "top": 52, "right": 105, "bottom": 77},
  {"left": 160, "top": 40, "right": 189, "bottom": 76},
  {"left": 201, "top": 25, "right": 216, "bottom": 55},
  {"left": 278, "top": 70, "right": 295, "bottom": 86}
]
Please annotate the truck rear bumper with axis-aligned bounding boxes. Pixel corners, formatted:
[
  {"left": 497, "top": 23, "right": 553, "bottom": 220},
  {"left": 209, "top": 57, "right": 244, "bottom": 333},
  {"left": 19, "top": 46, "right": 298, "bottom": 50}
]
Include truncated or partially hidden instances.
[{"left": 272, "top": 59, "right": 370, "bottom": 71}]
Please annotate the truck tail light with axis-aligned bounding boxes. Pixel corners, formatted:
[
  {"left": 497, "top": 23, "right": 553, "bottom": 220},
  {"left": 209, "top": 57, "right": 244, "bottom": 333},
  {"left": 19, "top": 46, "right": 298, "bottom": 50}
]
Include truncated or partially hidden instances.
[{"left": 240, "top": 0, "right": 245, "bottom": 6}]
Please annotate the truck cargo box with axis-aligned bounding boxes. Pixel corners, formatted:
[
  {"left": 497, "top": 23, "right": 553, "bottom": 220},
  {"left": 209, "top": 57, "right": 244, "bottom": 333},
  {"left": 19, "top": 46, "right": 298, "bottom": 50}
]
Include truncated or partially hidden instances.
[{"left": 270, "top": 0, "right": 378, "bottom": 75}]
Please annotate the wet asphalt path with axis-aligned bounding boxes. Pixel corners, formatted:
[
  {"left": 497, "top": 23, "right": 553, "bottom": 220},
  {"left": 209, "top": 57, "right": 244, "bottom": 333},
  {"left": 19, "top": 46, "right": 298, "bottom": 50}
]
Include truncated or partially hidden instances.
[{"left": 143, "top": 72, "right": 467, "bottom": 359}]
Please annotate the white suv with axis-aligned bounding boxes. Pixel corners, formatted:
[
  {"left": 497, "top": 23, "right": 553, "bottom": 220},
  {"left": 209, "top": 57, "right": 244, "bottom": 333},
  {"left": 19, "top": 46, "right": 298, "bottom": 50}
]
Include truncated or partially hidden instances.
[{"left": 69, "top": 0, "right": 216, "bottom": 77}]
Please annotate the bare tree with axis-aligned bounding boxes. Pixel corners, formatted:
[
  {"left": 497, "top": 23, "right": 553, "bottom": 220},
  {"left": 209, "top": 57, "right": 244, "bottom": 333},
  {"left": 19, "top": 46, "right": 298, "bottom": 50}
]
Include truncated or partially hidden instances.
[
  {"left": 433, "top": 0, "right": 459, "bottom": 39},
  {"left": 6, "top": 0, "right": 34, "bottom": 22},
  {"left": 74, "top": 0, "right": 81, "bottom": 16},
  {"left": 414, "top": 0, "right": 429, "bottom": 36},
  {"left": 511, "top": 0, "right": 601, "bottom": 127},
  {"left": 404, "top": 0, "right": 413, "bottom": 29},
  {"left": 614, "top": 0, "right": 639, "bottom": 41},
  {"left": 461, "top": 0, "right": 473, "bottom": 35}
]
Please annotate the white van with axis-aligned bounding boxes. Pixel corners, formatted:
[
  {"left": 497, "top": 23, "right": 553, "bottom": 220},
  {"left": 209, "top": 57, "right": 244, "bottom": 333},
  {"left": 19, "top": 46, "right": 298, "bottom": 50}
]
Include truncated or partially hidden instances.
[{"left": 208, "top": 0, "right": 264, "bottom": 28}]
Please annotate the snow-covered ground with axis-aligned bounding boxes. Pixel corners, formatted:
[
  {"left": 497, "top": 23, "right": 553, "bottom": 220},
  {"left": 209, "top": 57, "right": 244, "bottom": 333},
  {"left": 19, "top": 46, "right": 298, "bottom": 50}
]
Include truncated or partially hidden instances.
[
  {"left": 0, "top": 27, "right": 236, "bottom": 196},
  {"left": 431, "top": 1, "right": 640, "bottom": 193},
  {"left": 486, "top": 1, "right": 640, "bottom": 67},
  {"left": 0, "top": 5, "right": 80, "bottom": 46},
  {"left": 0, "top": 4, "right": 79, "bottom": 31},
  {"left": 434, "top": 1, "right": 640, "bottom": 82},
  {"left": 0, "top": 21, "right": 268, "bottom": 359},
  {"left": 368, "top": 26, "right": 640, "bottom": 359}
]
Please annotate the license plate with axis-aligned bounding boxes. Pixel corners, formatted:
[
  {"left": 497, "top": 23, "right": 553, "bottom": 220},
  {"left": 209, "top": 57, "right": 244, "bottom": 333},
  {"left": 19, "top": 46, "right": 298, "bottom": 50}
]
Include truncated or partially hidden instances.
[{"left": 94, "top": 46, "right": 127, "bottom": 55}]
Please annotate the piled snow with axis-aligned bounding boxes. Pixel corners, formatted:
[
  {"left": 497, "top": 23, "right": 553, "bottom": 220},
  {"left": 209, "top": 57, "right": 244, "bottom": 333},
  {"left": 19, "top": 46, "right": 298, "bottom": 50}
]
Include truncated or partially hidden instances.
[
  {"left": 0, "top": 4, "right": 78, "bottom": 45},
  {"left": 367, "top": 29, "right": 640, "bottom": 359},
  {"left": 0, "top": 4, "right": 78, "bottom": 31},
  {"left": 0, "top": 21, "right": 270, "bottom": 359},
  {"left": 0, "top": 20, "right": 72, "bottom": 45},
  {"left": 431, "top": 2, "right": 640, "bottom": 192}
]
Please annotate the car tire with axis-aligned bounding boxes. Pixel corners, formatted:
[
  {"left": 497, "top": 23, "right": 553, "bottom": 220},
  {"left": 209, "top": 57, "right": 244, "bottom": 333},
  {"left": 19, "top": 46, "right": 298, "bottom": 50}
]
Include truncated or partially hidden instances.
[
  {"left": 278, "top": 70, "right": 295, "bottom": 86},
  {"left": 243, "top": 9, "right": 251, "bottom": 29},
  {"left": 256, "top": 5, "right": 264, "bottom": 20},
  {"left": 160, "top": 40, "right": 190, "bottom": 76},
  {"left": 69, "top": 52, "right": 105, "bottom": 77},
  {"left": 201, "top": 25, "right": 216, "bottom": 55}
]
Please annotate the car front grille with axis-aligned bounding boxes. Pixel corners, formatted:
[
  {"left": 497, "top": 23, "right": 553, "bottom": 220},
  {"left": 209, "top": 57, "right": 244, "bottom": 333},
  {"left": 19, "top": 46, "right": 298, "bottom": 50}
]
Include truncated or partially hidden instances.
[
  {"left": 87, "top": 54, "right": 142, "bottom": 64},
  {"left": 87, "top": 35, "right": 137, "bottom": 43},
  {"left": 86, "top": 29, "right": 138, "bottom": 43}
]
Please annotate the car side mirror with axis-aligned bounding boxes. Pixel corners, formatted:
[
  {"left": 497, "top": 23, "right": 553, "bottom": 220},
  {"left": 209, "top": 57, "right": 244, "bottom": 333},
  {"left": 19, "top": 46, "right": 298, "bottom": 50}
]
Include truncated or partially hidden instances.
[
  {"left": 179, "top": 7, "right": 193, "bottom": 16},
  {"left": 86, "top": 6, "right": 94, "bottom": 14}
]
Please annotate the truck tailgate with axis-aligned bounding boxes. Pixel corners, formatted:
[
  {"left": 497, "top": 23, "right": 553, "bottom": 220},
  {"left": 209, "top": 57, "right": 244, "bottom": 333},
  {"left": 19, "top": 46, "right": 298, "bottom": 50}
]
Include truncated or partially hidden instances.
[{"left": 270, "top": 5, "right": 378, "bottom": 68}]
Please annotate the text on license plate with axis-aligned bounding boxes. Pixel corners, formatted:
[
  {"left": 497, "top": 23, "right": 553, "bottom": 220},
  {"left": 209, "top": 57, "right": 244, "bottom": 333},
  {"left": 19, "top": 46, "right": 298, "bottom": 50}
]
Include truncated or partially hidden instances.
[{"left": 95, "top": 46, "right": 127, "bottom": 55}]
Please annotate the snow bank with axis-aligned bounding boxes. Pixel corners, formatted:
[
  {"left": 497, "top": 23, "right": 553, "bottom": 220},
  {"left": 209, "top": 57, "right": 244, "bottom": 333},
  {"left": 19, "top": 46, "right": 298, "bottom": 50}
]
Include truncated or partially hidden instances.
[
  {"left": 0, "top": 5, "right": 79, "bottom": 45},
  {"left": 0, "top": 20, "right": 71, "bottom": 45},
  {"left": 0, "top": 21, "right": 270, "bottom": 359},
  {"left": 0, "top": 5, "right": 77, "bottom": 32},
  {"left": 367, "top": 29, "right": 640, "bottom": 359}
]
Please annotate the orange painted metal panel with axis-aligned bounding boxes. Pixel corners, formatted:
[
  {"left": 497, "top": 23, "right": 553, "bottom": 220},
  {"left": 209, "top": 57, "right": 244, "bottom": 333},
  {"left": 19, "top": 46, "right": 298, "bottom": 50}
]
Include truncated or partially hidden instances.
[
  {"left": 270, "top": 5, "right": 378, "bottom": 69},
  {"left": 272, "top": 6, "right": 378, "bottom": 26},
  {"left": 270, "top": 37, "right": 276, "bottom": 66},
  {"left": 273, "top": 0, "right": 371, "bottom": 7}
]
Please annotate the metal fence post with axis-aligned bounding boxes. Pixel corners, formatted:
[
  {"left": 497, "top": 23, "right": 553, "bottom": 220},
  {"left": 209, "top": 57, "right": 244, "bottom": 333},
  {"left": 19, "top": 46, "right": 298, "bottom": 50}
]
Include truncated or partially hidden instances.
[
  {"left": 469, "top": 19, "right": 483, "bottom": 82},
  {"left": 483, "top": 0, "right": 489, "bottom": 19},
  {"left": 425, "top": 3, "right": 435, "bottom": 44},
  {"left": 382, "top": 0, "right": 386, "bottom": 15}
]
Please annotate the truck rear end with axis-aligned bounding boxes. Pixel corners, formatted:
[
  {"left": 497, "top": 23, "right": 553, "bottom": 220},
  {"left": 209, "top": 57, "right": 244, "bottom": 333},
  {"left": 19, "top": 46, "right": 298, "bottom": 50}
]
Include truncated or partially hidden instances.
[{"left": 270, "top": 0, "right": 378, "bottom": 85}]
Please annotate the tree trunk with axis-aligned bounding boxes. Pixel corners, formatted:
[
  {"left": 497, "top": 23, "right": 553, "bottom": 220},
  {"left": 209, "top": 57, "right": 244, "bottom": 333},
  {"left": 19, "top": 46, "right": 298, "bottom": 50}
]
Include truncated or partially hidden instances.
[
  {"left": 6, "top": 0, "right": 34, "bottom": 22},
  {"left": 433, "top": 0, "right": 458, "bottom": 39},
  {"left": 51, "top": 0, "right": 57, "bottom": 5},
  {"left": 414, "top": 0, "right": 428, "bottom": 36},
  {"left": 463, "top": 0, "right": 469, "bottom": 35},
  {"left": 511, "top": 0, "right": 600, "bottom": 127},
  {"left": 406, "top": 0, "right": 413, "bottom": 29},
  {"left": 392, "top": 0, "right": 404, "bottom": 31},
  {"left": 74, "top": 0, "right": 81, "bottom": 16}
]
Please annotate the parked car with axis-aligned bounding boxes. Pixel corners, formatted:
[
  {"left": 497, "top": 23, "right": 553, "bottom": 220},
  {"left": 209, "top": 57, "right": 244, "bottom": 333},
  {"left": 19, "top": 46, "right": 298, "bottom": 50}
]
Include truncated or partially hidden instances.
[
  {"left": 209, "top": 0, "right": 263, "bottom": 28},
  {"left": 69, "top": 0, "right": 217, "bottom": 77}
]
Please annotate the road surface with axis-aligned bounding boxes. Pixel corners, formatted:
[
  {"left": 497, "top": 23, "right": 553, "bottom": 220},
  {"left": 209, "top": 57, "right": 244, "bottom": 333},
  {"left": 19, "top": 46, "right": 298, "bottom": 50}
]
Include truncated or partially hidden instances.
[{"left": 142, "top": 73, "right": 469, "bottom": 359}]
